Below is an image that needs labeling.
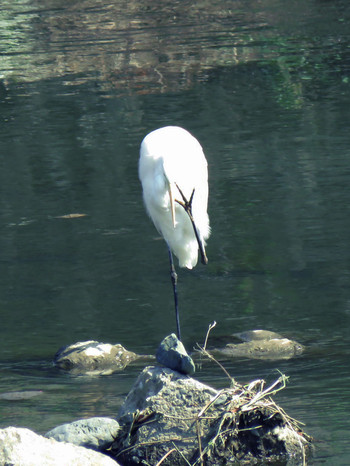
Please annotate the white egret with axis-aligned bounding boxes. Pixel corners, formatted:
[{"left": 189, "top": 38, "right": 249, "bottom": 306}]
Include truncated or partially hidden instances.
[{"left": 139, "top": 126, "right": 210, "bottom": 340}]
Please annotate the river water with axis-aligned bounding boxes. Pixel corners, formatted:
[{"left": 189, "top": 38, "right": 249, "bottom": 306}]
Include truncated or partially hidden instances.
[{"left": 0, "top": 1, "right": 350, "bottom": 464}]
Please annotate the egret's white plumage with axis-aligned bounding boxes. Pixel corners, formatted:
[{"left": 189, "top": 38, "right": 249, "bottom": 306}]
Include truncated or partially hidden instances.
[
  {"left": 139, "top": 126, "right": 210, "bottom": 269},
  {"left": 139, "top": 126, "right": 210, "bottom": 340}
]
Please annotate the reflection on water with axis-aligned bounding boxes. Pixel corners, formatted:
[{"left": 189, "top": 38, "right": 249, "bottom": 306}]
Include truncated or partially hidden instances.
[
  {"left": 1, "top": 0, "right": 349, "bottom": 98},
  {"left": 0, "top": 0, "right": 350, "bottom": 464}
]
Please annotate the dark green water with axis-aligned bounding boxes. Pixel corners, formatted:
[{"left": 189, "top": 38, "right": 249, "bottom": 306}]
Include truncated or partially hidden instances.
[{"left": 0, "top": 1, "right": 350, "bottom": 463}]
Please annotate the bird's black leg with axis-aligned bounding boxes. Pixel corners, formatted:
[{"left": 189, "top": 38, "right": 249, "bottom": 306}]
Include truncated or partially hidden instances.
[
  {"left": 167, "top": 245, "right": 181, "bottom": 341},
  {"left": 175, "top": 185, "right": 208, "bottom": 265}
]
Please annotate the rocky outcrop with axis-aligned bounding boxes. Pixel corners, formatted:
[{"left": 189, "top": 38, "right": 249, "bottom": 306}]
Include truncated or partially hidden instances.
[
  {"left": 0, "top": 364, "right": 312, "bottom": 465},
  {"left": 1, "top": 332, "right": 311, "bottom": 465},
  {"left": 112, "top": 366, "right": 312, "bottom": 465}
]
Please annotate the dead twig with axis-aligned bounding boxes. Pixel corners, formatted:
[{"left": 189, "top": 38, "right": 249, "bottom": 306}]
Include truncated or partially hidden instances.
[
  {"left": 196, "top": 343, "right": 233, "bottom": 384},
  {"left": 203, "top": 321, "right": 216, "bottom": 351},
  {"left": 241, "top": 372, "right": 289, "bottom": 411},
  {"left": 155, "top": 448, "right": 176, "bottom": 466}
]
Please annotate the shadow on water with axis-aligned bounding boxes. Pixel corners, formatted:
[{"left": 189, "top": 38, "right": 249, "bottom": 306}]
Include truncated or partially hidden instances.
[{"left": 0, "top": 0, "right": 350, "bottom": 463}]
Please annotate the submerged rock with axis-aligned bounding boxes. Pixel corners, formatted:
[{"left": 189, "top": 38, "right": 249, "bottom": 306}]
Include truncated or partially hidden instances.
[
  {"left": 0, "top": 426, "right": 118, "bottom": 466},
  {"left": 233, "top": 329, "right": 284, "bottom": 342},
  {"left": 215, "top": 338, "right": 304, "bottom": 360},
  {"left": 54, "top": 340, "right": 139, "bottom": 375},
  {"left": 112, "top": 366, "right": 312, "bottom": 465},
  {"left": 212, "top": 329, "right": 304, "bottom": 360},
  {"left": 156, "top": 333, "right": 196, "bottom": 375},
  {"left": 0, "top": 390, "right": 43, "bottom": 401},
  {"left": 45, "top": 417, "right": 120, "bottom": 452}
]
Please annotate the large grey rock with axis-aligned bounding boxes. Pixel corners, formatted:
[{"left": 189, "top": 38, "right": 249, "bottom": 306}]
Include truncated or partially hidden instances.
[
  {"left": 117, "top": 365, "right": 217, "bottom": 423},
  {"left": 0, "top": 427, "right": 118, "bottom": 466},
  {"left": 112, "top": 366, "right": 311, "bottom": 465},
  {"left": 115, "top": 366, "right": 218, "bottom": 464},
  {"left": 45, "top": 417, "right": 120, "bottom": 451},
  {"left": 54, "top": 340, "right": 139, "bottom": 375}
]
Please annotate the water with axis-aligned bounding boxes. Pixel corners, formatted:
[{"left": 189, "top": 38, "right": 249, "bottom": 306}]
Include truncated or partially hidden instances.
[{"left": 0, "top": 0, "right": 350, "bottom": 463}]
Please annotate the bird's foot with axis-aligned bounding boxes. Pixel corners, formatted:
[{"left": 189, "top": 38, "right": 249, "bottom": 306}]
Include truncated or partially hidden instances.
[
  {"left": 175, "top": 184, "right": 195, "bottom": 221},
  {"left": 174, "top": 184, "right": 208, "bottom": 266}
]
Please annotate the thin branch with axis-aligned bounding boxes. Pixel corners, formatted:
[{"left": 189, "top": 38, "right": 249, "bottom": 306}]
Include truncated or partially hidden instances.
[
  {"left": 203, "top": 321, "right": 216, "bottom": 351},
  {"left": 155, "top": 448, "right": 176, "bottom": 466},
  {"left": 196, "top": 343, "right": 233, "bottom": 384}
]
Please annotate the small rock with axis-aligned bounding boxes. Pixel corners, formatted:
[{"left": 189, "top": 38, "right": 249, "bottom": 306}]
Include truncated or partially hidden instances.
[
  {"left": 54, "top": 340, "right": 138, "bottom": 375},
  {"left": 156, "top": 333, "right": 195, "bottom": 375},
  {"left": 45, "top": 417, "right": 120, "bottom": 451},
  {"left": 0, "top": 427, "right": 119, "bottom": 466}
]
